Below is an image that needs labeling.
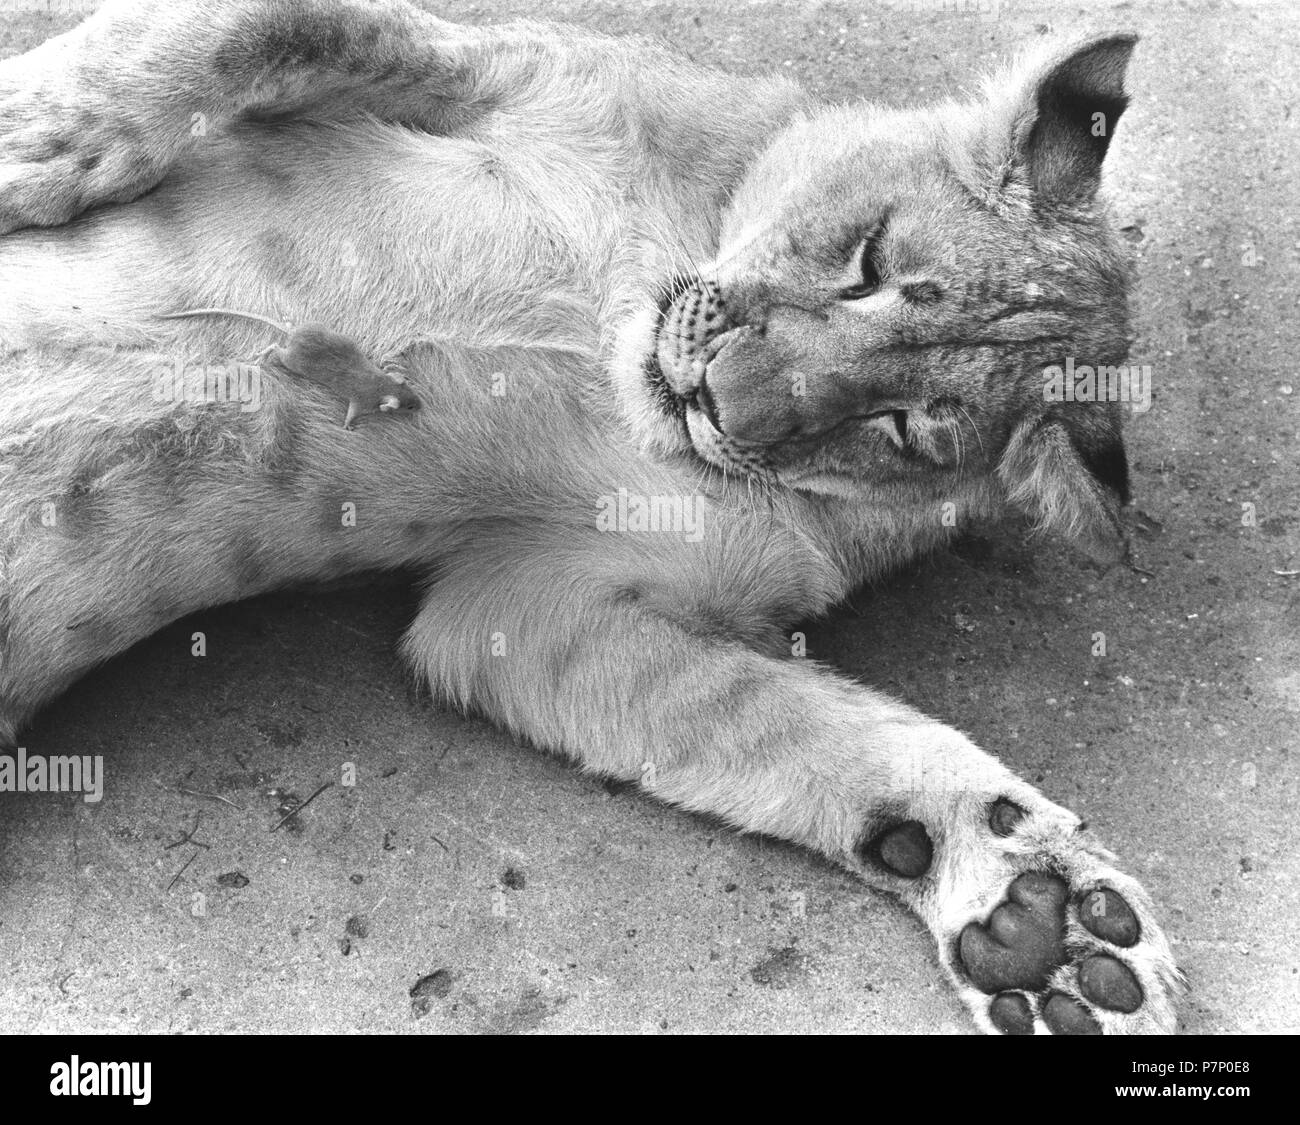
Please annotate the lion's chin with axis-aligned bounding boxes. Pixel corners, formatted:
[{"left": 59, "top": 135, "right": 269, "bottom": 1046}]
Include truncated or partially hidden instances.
[{"left": 773, "top": 471, "right": 868, "bottom": 500}]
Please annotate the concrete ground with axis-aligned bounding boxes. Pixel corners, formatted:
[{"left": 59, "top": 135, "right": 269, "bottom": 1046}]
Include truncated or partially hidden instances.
[{"left": 1, "top": 0, "right": 1296, "bottom": 1034}]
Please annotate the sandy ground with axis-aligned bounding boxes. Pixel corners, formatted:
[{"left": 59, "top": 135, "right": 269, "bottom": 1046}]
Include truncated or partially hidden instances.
[{"left": 1, "top": 0, "right": 1296, "bottom": 1034}]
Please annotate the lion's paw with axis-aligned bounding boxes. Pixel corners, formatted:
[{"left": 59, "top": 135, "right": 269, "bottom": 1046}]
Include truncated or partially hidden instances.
[
  {"left": 942, "top": 808, "right": 1184, "bottom": 1035},
  {"left": 0, "top": 82, "right": 166, "bottom": 234},
  {"left": 858, "top": 789, "right": 1183, "bottom": 1034}
]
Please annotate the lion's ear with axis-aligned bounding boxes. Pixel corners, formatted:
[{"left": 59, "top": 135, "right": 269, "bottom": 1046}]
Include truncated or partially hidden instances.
[
  {"left": 977, "top": 33, "right": 1138, "bottom": 207},
  {"left": 997, "top": 410, "right": 1131, "bottom": 564}
]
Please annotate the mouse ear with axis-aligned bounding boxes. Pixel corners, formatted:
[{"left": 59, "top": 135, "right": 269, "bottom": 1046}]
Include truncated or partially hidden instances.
[{"left": 996, "top": 407, "right": 1130, "bottom": 564}]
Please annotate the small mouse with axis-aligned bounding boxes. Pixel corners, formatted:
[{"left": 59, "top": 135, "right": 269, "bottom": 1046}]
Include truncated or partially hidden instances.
[{"left": 157, "top": 309, "right": 420, "bottom": 429}]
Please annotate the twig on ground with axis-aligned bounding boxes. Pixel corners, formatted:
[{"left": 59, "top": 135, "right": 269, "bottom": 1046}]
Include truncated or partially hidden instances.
[
  {"left": 270, "top": 781, "right": 334, "bottom": 832},
  {"left": 159, "top": 783, "right": 244, "bottom": 810},
  {"left": 163, "top": 812, "right": 210, "bottom": 850},
  {"left": 166, "top": 849, "right": 200, "bottom": 892}
]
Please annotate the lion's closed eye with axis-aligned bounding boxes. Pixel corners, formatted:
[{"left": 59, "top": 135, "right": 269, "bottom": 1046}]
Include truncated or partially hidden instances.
[{"left": 838, "top": 220, "right": 888, "bottom": 300}]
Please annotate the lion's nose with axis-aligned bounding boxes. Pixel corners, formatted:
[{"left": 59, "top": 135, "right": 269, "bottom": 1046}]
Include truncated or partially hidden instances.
[{"left": 655, "top": 278, "right": 729, "bottom": 396}]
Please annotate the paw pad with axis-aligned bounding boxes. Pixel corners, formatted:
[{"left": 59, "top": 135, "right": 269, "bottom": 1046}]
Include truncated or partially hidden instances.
[
  {"left": 1079, "top": 887, "right": 1140, "bottom": 946},
  {"left": 988, "top": 798, "right": 1026, "bottom": 836},
  {"left": 1078, "top": 954, "right": 1143, "bottom": 1012},
  {"left": 1042, "top": 992, "right": 1102, "bottom": 1035},
  {"left": 958, "top": 871, "right": 1067, "bottom": 991},
  {"left": 861, "top": 819, "right": 932, "bottom": 878},
  {"left": 989, "top": 992, "right": 1034, "bottom": 1035}
]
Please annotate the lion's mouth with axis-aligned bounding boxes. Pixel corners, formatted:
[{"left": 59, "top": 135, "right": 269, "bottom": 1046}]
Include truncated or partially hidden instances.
[
  {"left": 865, "top": 408, "right": 910, "bottom": 450},
  {"left": 643, "top": 348, "right": 690, "bottom": 430}
]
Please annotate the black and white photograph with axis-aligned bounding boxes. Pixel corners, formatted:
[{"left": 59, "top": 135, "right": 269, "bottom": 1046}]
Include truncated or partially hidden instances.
[{"left": 0, "top": 0, "right": 1294, "bottom": 1074}]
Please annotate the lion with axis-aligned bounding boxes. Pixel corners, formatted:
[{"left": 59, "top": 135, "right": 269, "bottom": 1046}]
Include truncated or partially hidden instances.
[{"left": 0, "top": 0, "right": 1182, "bottom": 1033}]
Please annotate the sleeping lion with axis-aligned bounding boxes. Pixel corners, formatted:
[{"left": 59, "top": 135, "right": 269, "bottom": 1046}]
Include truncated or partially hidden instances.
[{"left": 0, "top": 0, "right": 1182, "bottom": 1033}]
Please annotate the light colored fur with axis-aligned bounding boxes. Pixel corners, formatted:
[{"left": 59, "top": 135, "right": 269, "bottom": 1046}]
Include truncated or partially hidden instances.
[{"left": 0, "top": 0, "right": 1180, "bottom": 1032}]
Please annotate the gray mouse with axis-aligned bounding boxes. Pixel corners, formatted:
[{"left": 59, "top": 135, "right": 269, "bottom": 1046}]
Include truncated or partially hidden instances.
[{"left": 158, "top": 309, "right": 420, "bottom": 429}]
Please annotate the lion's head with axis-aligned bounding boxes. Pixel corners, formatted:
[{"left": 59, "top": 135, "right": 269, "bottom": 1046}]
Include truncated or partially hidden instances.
[{"left": 618, "top": 34, "right": 1140, "bottom": 559}]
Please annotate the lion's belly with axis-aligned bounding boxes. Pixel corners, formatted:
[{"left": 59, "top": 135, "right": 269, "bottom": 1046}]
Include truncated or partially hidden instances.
[{"left": 0, "top": 116, "right": 629, "bottom": 359}]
